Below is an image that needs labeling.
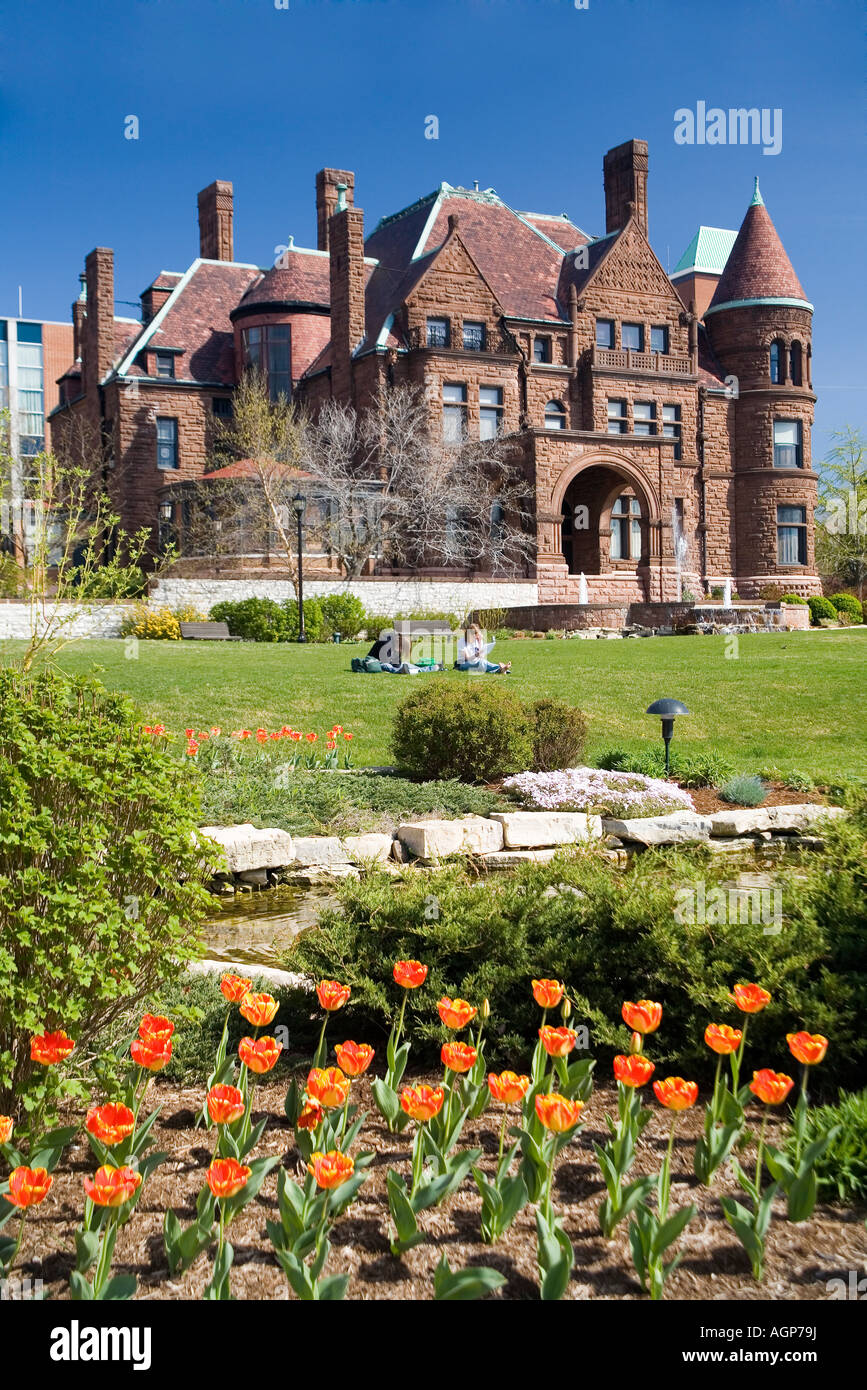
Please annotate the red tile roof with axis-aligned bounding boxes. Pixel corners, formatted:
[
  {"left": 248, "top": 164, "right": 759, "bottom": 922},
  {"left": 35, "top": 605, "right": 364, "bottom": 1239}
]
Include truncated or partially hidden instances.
[
  {"left": 707, "top": 197, "right": 808, "bottom": 311},
  {"left": 120, "top": 261, "right": 259, "bottom": 382},
  {"left": 236, "top": 252, "right": 330, "bottom": 310}
]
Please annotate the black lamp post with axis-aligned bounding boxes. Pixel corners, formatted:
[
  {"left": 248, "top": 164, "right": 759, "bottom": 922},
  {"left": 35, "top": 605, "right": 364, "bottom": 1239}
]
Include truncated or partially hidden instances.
[
  {"left": 292, "top": 492, "right": 307, "bottom": 642},
  {"left": 646, "top": 697, "right": 690, "bottom": 776}
]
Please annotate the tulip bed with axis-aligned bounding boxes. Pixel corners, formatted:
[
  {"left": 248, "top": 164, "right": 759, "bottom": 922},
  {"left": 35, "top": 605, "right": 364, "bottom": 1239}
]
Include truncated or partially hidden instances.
[{"left": 2, "top": 969, "right": 863, "bottom": 1303}]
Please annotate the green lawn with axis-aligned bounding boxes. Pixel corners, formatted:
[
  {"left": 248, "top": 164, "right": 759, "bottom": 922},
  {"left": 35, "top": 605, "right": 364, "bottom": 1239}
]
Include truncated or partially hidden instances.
[{"left": 2, "top": 628, "right": 865, "bottom": 779}]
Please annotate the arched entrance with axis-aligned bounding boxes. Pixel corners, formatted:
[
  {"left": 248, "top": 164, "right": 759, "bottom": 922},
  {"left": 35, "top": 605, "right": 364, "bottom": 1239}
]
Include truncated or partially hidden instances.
[{"left": 559, "top": 464, "right": 652, "bottom": 576}]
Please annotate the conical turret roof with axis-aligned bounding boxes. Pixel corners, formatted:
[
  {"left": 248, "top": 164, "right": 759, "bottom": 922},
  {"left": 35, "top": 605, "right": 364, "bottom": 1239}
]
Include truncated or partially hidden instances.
[{"left": 706, "top": 179, "right": 811, "bottom": 315}]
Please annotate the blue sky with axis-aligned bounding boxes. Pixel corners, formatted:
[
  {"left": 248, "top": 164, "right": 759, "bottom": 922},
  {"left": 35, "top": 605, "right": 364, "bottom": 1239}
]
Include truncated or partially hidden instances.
[{"left": 1, "top": 0, "right": 863, "bottom": 451}]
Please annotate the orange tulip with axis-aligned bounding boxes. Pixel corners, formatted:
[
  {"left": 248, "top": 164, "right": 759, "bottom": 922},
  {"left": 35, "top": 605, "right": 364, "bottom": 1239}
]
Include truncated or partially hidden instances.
[
  {"left": 730, "top": 983, "right": 771, "bottom": 1014},
  {"left": 539, "top": 1025, "right": 576, "bottom": 1057},
  {"left": 238, "top": 1036, "right": 282, "bottom": 1074},
  {"left": 621, "top": 1000, "right": 663, "bottom": 1035},
  {"left": 220, "top": 973, "right": 253, "bottom": 1003},
  {"left": 84, "top": 1165, "right": 142, "bottom": 1208},
  {"left": 393, "top": 960, "right": 428, "bottom": 989},
  {"left": 441, "top": 1042, "right": 478, "bottom": 1073},
  {"left": 30, "top": 1030, "right": 75, "bottom": 1066},
  {"left": 308, "top": 1150, "right": 355, "bottom": 1190},
  {"left": 207, "top": 1084, "right": 246, "bottom": 1125},
  {"left": 334, "top": 1041, "right": 375, "bottom": 1077},
  {"left": 306, "top": 1067, "right": 350, "bottom": 1108},
  {"left": 653, "top": 1077, "right": 699, "bottom": 1111},
  {"left": 239, "top": 992, "right": 279, "bottom": 1028},
  {"left": 532, "top": 978, "right": 564, "bottom": 1009},
  {"left": 316, "top": 980, "right": 351, "bottom": 1012},
  {"left": 0, "top": 1116, "right": 14, "bottom": 1144},
  {"left": 138, "top": 1014, "right": 174, "bottom": 1044},
  {"left": 613, "top": 1054, "right": 656, "bottom": 1087},
  {"left": 488, "top": 1071, "right": 531, "bottom": 1105},
  {"left": 786, "top": 1032, "right": 828, "bottom": 1067},
  {"left": 750, "top": 1069, "right": 794, "bottom": 1106},
  {"left": 400, "top": 1084, "right": 445, "bottom": 1122},
  {"left": 207, "top": 1157, "right": 251, "bottom": 1200},
  {"left": 437, "top": 997, "right": 477, "bottom": 1030},
  {"left": 535, "top": 1093, "right": 584, "bottom": 1133},
  {"left": 131, "top": 1036, "right": 172, "bottom": 1072},
  {"left": 297, "top": 1100, "right": 324, "bottom": 1131},
  {"left": 705, "top": 1023, "right": 743, "bottom": 1055},
  {"left": 85, "top": 1103, "right": 136, "bottom": 1146},
  {"left": 5, "top": 1167, "right": 52, "bottom": 1209}
]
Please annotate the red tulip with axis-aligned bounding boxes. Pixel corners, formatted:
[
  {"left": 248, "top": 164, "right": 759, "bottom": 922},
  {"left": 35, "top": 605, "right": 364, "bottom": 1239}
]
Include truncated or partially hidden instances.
[
  {"left": 334, "top": 1041, "right": 374, "bottom": 1077},
  {"left": 220, "top": 973, "right": 253, "bottom": 1003},
  {"left": 532, "top": 978, "right": 564, "bottom": 1009},
  {"left": 613, "top": 1054, "right": 655, "bottom": 1087},
  {"left": 138, "top": 1014, "right": 174, "bottom": 1044},
  {"left": 239, "top": 992, "right": 278, "bottom": 1028},
  {"left": 5, "top": 1167, "right": 52, "bottom": 1209},
  {"left": 535, "top": 1093, "right": 584, "bottom": 1133},
  {"left": 238, "top": 1036, "right": 281, "bottom": 1074},
  {"left": 306, "top": 1067, "right": 350, "bottom": 1108},
  {"left": 750, "top": 1069, "right": 794, "bottom": 1106},
  {"left": 437, "top": 997, "right": 477, "bottom": 1030},
  {"left": 207, "top": 1157, "right": 251, "bottom": 1200},
  {"left": 297, "top": 1100, "right": 324, "bottom": 1131},
  {"left": 539, "top": 1025, "right": 576, "bottom": 1057},
  {"left": 131, "top": 1036, "right": 172, "bottom": 1072},
  {"left": 488, "top": 1071, "right": 531, "bottom": 1105},
  {"left": 316, "top": 980, "right": 351, "bottom": 1012},
  {"left": 0, "top": 1116, "right": 13, "bottom": 1144},
  {"left": 84, "top": 1165, "right": 142, "bottom": 1208},
  {"left": 400, "top": 1084, "right": 445, "bottom": 1122},
  {"left": 705, "top": 1023, "right": 743, "bottom": 1055},
  {"left": 653, "top": 1077, "right": 699, "bottom": 1111},
  {"left": 308, "top": 1150, "right": 354, "bottom": 1190},
  {"left": 730, "top": 983, "right": 771, "bottom": 1014},
  {"left": 30, "top": 1031, "right": 75, "bottom": 1066},
  {"left": 85, "top": 1103, "right": 136, "bottom": 1146},
  {"left": 441, "top": 1042, "right": 477, "bottom": 1074},
  {"left": 207, "top": 1085, "right": 246, "bottom": 1125},
  {"left": 622, "top": 1000, "right": 663, "bottom": 1035},
  {"left": 786, "top": 1032, "right": 828, "bottom": 1066},
  {"left": 393, "top": 960, "right": 428, "bottom": 989}
]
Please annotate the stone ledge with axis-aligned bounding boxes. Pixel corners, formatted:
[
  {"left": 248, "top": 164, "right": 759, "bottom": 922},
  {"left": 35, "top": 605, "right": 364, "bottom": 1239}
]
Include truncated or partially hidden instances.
[
  {"left": 489, "top": 811, "right": 603, "bottom": 848},
  {"left": 601, "top": 811, "right": 714, "bottom": 846},
  {"left": 709, "top": 804, "right": 847, "bottom": 838}
]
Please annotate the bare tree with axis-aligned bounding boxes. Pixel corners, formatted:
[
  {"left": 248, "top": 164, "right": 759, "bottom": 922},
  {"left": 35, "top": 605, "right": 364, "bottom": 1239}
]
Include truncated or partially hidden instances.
[{"left": 816, "top": 426, "right": 867, "bottom": 598}]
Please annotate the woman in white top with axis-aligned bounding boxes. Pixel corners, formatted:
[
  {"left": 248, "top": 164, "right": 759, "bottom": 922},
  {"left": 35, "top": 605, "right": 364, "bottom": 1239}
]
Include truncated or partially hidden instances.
[{"left": 456, "top": 623, "right": 510, "bottom": 674}]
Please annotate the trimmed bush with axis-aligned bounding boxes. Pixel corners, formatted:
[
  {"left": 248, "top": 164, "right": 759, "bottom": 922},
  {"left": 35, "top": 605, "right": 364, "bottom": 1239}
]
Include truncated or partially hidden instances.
[
  {"left": 281, "top": 597, "right": 326, "bottom": 643},
  {"left": 779, "top": 593, "right": 808, "bottom": 605},
  {"left": 209, "top": 596, "right": 290, "bottom": 641},
  {"left": 392, "top": 682, "right": 533, "bottom": 783},
  {"left": 318, "top": 592, "right": 366, "bottom": 640},
  {"left": 530, "top": 698, "right": 587, "bottom": 772},
  {"left": 808, "top": 595, "right": 837, "bottom": 625},
  {"left": 0, "top": 670, "right": 211, "bottom": 1121},
  {"left": 719, "top": 773, "right": 767, "bottom": 806},
  {"left": 120, "top": 603, "right": 208, "bottom": 640},
  {"left": 828, "top": 592, "right": 863, "bottom": 624}
]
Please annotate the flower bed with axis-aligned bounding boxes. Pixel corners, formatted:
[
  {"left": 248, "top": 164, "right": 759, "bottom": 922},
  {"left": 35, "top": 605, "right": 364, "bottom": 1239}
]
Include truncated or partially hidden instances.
[{"left": 503, "top": 766, "right": 695, "bottom": 818}]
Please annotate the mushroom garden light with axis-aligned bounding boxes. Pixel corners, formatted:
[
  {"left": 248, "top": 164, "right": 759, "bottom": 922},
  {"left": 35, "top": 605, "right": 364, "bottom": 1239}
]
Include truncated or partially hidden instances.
[{"left": 646, "top": 698, "right": 690, "bottom": 776}]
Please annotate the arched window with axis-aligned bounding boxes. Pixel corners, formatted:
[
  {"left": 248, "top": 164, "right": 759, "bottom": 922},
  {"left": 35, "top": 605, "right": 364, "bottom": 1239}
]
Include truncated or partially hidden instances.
[
  {"left": 769, "top": 339, "right": 784, "bottom": 384},
  {"left": 610, "top": 494, "right": 642, "bottom": 561},
  {"left": 790, "top": 341, "right": 802, "bottom": 386},
  {"left": 544, "top": 400, "right": 567, "bottom": 429}
]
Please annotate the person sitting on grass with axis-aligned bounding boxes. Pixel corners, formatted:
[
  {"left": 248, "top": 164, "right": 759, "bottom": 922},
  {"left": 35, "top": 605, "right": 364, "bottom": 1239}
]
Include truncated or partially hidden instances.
[{"left": 455, "top": 623, "right": 511, "bottom": 674}]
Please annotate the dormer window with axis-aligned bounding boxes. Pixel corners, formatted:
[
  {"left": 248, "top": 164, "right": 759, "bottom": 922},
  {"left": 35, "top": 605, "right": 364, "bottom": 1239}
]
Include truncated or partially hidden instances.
[
  {"left": 427, "top": 317, "right": 450, "bottom": 349},
  {"left": 155, "top": 352, "right": 175, "bottom": 379},
  {"left": 533, "top": 336, "right": 552, "bottom": 363},
  {"left": 462, "top": 321, "right": 485, "bottom": 351}
]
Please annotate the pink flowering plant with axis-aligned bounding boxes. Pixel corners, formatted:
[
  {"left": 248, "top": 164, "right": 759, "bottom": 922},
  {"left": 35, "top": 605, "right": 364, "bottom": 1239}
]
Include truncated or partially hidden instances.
[{"left": 502, "top": 767, "right": 695, "bottom": 818}]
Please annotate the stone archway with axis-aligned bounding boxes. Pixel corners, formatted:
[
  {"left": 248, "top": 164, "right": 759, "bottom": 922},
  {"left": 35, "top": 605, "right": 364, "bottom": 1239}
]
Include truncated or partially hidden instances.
[{"left": 552, "top": 455, "right": 660, "bottom": 577}]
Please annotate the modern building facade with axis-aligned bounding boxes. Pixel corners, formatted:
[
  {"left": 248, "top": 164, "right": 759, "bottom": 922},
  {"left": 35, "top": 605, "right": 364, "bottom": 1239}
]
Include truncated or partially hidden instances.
[
  {"left": 1, "top": 316, "right": 74, "bottom": 558},
  {"left": 49, "top": 140, "right": 820, "bottom": 600}
]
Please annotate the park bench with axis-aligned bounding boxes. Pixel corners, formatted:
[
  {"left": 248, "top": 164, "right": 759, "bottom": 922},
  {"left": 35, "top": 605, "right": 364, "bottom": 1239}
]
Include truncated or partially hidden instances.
[
  {"left": 392, "top": 618, "right": 455, "bottom": 665},
  {"left": 179, "top": 621, "right": 242, "bottom": 641}
]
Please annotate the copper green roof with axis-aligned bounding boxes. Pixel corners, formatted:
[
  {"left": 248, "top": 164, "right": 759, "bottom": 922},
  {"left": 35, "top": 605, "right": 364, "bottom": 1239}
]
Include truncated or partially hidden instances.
[{"left": 671, "top": 226, "right": 738, "bottom": 280}]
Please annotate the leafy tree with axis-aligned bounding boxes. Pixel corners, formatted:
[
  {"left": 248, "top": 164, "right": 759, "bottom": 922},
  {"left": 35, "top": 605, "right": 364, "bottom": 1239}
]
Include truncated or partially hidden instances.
[{"left": 815, "top": 426, "right": 867, "bottom": 597}]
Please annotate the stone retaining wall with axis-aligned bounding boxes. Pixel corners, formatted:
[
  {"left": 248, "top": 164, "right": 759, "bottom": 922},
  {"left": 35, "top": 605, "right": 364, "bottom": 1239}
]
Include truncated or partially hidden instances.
[
  {"left": 0, "top": 601, "right": 134, "bottom": 640},
  {"left": 151, "top": 576, "right": 539, "bottom": 617}
]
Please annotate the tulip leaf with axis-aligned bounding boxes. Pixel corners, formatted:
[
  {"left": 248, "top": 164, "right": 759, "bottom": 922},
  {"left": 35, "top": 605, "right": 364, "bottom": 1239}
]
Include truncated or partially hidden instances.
[
  {"left": 535, "top": 1209, "right": 573, "bottom": 1301},
  {"left": 74, "top": 1228, "right": 101, "bottom": 1273},
  {"left": 283, "top": 1078, "right": 302, "bottom": 1127},
  {"left": 787, "top": 1169, "right": 817, "bottom": 1224},
  {"left": 99, "top": 1274, "right": 138, "bottom": 1301},
  {"left": 69, "top": 1270, "right": 95, "bottom": 1301},
  {"left": 318, "top": 1273, "right": 350, "bottom": 1301},
  {"left": 433, "top": 1255, "right": 506, "bottom": 1301},
  {"left": 653, "top": 1203, "right": 697, "bottom": 1259}
]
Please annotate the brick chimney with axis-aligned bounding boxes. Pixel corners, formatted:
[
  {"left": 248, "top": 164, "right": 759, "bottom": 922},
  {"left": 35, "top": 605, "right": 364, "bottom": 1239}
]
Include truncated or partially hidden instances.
[
  {"left": 329, "top": 203, "right": 366, "bottom": 402},
  {"left": 603, "top": 139, "right": 648, "bottom": 235},
  {"left": 140, "top": 282, "right": 173, "bottom": 324},
  {"left": 197, "top": 180, "right": 234, "bottom": 261},
  {"left": 82, "top": 248, "right": 115, "bottom": 395},
  {"left": 316, "top": 168, "right": 355, "bottom": 251}
]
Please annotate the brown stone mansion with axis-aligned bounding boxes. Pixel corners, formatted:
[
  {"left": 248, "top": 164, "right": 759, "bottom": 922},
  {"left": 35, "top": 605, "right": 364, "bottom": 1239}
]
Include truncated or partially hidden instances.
[{"left": 49, "top": 138, "right": 820, "bottom": 601}]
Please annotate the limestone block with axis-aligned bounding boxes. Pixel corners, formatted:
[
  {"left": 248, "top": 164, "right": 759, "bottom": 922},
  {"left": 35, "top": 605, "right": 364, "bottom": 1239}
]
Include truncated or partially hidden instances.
[{"left": 489, "top": 811, "right": 602, "bottom": 848}]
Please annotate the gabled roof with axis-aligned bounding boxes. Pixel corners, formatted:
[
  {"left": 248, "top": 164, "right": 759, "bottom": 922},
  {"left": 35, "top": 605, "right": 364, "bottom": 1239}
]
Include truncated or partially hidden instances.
[
  {"left": 115, "top": 259, "right": 260, "bottom": 384},
  {"left": 671, "top": 226, "right": 737, "bottom": 280},
  {"left": 706, "top": 180, "right": 811, "bottom": 315}
]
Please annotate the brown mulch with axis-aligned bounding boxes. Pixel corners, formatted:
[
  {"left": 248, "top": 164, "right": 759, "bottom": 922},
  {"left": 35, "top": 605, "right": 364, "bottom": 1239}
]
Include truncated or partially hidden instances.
[
  {"left": 688, "top": 783, "right": 826, "bottom": 815},
  {"left": 15, "top": 1076, "right": 866, "bottom": 1301}
]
